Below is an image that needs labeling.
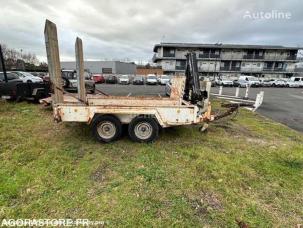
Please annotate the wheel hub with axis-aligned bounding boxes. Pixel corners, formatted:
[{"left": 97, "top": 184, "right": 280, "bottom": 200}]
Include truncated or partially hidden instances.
[
  {"left": 97, "top": 121, "right": 116, "bottom": 139},
  {"left": 134, "top": 122, "right": 152, "bottom": 140}
]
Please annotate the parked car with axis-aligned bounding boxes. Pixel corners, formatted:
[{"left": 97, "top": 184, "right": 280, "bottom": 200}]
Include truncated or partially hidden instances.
[
  {"left": 216, "top": 78, "right": 233, "bottom": 87},
  {"left": 233, "top": 80, "right": 240, "bottom": 87},
  {"left": 159, "top": 75, "right": 170, "bottom": 85},
  {"left": 0, "top": 72, "right": 23, "bottom": 100},
  {"left": 165, "top": 80, "right": 172, "bottom": 96},
  {"left": 260, "top": 79, "right": 275, "bottom": 87},
  {"left": 92, "top": 74, "right": 105, "bottom": 84},
  {"left": 61, "top": 70, "right": 95, "bottom": 93},
  {"left": 11, "top": 71, "right": 43, "bottom": 83},
  {"left": 238, "top": 75, "right": 261, "bottom": 87},
  {"left": 286, "top": 79, "right": 301, "bottom": 88},
  {"left": 133, "top": 76, "right": 144, "bottom": 85},
  {"left": 106, "top": 75, "right": 118, "bottom": 84},
  {"left": 271, "top": 79, "right": 287, "bottom": 87},
  {"left": 287, "top": 76, "right": 303, "bottom": 87},
  {"left": 119, "top": 75, "right": 130, "bottom": 85},
  {"left": 210, "top": 79, "right": 216, "bottom": 87},
  {"left": 146, "top": 74, "right": 158, "bottom": 85},
  {"left": 0, "top": 72, "right": 50, "bottom": 101}
]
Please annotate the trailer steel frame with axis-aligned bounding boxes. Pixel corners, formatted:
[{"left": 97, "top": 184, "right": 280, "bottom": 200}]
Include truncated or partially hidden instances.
[{"left": 44, "top": 20, "right": 212, "bottom": 142}]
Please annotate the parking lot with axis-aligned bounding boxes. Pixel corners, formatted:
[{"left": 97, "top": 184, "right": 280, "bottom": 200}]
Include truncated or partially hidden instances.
[{"left": 96, "top": 84, "right": 303, "bottom": 132}]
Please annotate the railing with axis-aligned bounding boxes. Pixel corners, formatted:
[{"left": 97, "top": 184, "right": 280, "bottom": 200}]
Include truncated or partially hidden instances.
[
  {"left": 241, "top": 67, "right": 262, "bottom": 72},
  {"left": 175, "top": 66, "right": 186, "bottom": 70},
  {"left": 263, "top": 68, "right": 273, "bottom": 71},
  {"left": 264, "top": 55, "right": 297, "bottom": 61},
  {"left": 243, "top": 54, "right": 255, "bottom": 59},
  {"left": 219, "top": 66, "right": 241, "bottom": 71},
  {"left": 198, "top": 53, "right": 220, "bottom": 59},
  {"left": 230, "top": 66, "right": 241, "bottom": 71},
  {"left": 274, "top": 68, "right": 285, "bottom": 72},
  {"left": 163, "top": 53, "right": 175, "bottom": 58},
  {"left": 220, "top": 54, "right": 244, "bottom": 60}
]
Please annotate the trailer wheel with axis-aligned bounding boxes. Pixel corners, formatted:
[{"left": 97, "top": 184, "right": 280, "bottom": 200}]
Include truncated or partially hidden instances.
[
  {"left": 92, "top": 115, "right": 122, "bottom": 143},
  {"left": 128, "top": 116, "right": 159, "bottom": 142}
]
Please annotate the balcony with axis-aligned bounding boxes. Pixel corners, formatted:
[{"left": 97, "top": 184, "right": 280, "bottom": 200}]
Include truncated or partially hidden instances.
[
  {"left": 286, "top": 56, "right": 297, "bottom": 60},
  {"left": 254, "top": 55, "right": 264, "bottom": 59},
  {"left": 163, "top": 53, "right": 175, "bottom": 58},
  {"left": 221, "top": 54, "right": 243, "bottom": 60},
  {"left": 220, "top": 66, "right": 230, "bottom": 71},
  {"left": 274, "top": 68, "right": 285, "bottom": 72},
  {"left": 243, "top": 54, "right": 254, "bottom": 59},
  {"left": 241, "top": 67, "right": 262, "bottom": 72},
  {"left": 264, "top": 55, "right": 297, "bottom": 61},
  {"left": 175, "top": 65, "right": 186, "bottom": 70},
  {"left": 230, "top": 66, "right": 241, "bottom": 71},
  {"left": 209, "top": 53, "right": 220, "bottom": 58},
  {"left": 198, "top": 53, "right": 220, "bottom": 59},
  {"left": 263, "top": 68, "right": 273, "bottom": 71}
]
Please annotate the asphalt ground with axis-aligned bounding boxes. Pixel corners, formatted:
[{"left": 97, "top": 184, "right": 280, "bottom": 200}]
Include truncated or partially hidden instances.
[{"left": 96, "top": 83, "right": 303, "bottom": 133}]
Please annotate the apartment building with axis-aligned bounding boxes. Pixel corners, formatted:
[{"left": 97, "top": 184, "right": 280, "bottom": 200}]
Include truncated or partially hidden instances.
[{"left": 152, "top": 43, "right": 300, "bottom": 78}]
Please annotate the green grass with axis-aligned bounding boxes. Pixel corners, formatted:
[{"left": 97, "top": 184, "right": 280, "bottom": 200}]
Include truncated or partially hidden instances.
[{"left": 0, "top": 100, "right": 302, "bottom": 227}]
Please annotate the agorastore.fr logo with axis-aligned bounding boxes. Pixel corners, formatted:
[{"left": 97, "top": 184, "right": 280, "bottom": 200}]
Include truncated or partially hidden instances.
[{"left": 1, "top": 219, "right": 106, "bottom": 227}]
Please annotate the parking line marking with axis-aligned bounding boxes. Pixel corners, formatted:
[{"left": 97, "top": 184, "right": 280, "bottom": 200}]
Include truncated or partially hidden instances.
[{"left": 289, "top": 94, "right": 303, "bottom": 100}]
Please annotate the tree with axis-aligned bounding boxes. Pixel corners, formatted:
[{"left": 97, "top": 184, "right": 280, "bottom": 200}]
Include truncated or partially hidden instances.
[{"left": 0, "top": 43, "right": 42, "bottom": 70}]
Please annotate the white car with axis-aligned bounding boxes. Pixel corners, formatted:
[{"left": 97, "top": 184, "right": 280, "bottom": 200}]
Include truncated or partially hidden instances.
[
  {"left": 261, "top": 79, "right": 275, "bottom": 87},
  {"left": 271, "top": 79, "right": 287, "bottom": 87},
  {"left": 11, "top": 71, "right": 43, "bottom": 83},
  {"left": 159, "top": 75, "right": 170, "bottom": 85},
  {"left": 286, "top": 80, "right": 301, "bottom": 88},
  {"left": 119, "top": 75, "right": 130, "bottom": 85},
  {"left": 146, "top": 74, "right": 158, "bottom": 85},
  {"left": 287, "top": 76, "right": 303, "bottom": 88},
  {"left": 238, "top": 75, "right": 261, "bottom": 87},
  {"left": 216, "top": 78, "right": 233, "bottom": 87}
]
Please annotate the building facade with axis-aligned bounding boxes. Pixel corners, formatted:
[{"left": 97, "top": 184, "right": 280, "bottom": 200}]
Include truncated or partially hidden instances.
[
  {"left": 153, "top": 43, "right": 300, "bottom": 78},
  {"left": 136, "top": 66, "right": 163, "bottom": 76},
  {"left": 61, "top": 61, "right": 136, "bottom": 75}
]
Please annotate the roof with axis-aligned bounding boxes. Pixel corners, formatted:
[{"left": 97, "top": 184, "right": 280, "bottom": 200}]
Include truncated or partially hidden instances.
[{"left": 153, "top": 43, "right": 301, "bottom": 52}]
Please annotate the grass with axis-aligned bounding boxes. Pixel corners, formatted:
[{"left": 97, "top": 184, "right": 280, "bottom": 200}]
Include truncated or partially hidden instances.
[{"left": 0, "top": 100, "right": 302, "bottom": 227}]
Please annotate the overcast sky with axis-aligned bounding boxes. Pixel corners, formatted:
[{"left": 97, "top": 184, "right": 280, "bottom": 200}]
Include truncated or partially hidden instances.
[{"left": 0, "top": 0, "right": 302, "bottom": 63}]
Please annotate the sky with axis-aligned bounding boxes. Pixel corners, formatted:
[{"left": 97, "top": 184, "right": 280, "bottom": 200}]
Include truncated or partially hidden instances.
[{"left": 0, "top": 0, "right": 302, "bottom": 63}]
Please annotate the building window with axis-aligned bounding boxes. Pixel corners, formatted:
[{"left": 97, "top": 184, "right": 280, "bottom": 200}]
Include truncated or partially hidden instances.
[
  {"left": 220, "top": 62, "right": 225, "bottom": 67},
  {"left": 163, "top": 48, "right": 175, "bottom": 57},
  {"left": 242, "top": 63, "right": 245, "bottom": 67},
  {"left": 236, "top": 62, "right": 240, "bottom": 67},
  {"left": 257, "top": 63, "right": 260, "bottom": 67},
  {"left": 102, "top": 68, "right": 112, "bottom": 74}
]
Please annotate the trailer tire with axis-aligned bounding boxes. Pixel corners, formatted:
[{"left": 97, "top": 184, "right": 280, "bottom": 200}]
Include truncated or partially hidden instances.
[
  {"left": 128, "top": 116, "right": 159, "bottom": 143},
  {"left": 92, "top": 115, "right": 122, "bottom": 143}
]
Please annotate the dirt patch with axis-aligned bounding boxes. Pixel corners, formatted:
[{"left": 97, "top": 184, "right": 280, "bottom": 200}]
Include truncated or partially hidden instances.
[
  {"left": 187, "top": 191, "right": 223, "bottom": 217},
  {"left": 215, "top": 121, "right": 254, "bottom": 138},
  {"left": 90, "top": 163, "right": 109, "bottom": 182}
]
